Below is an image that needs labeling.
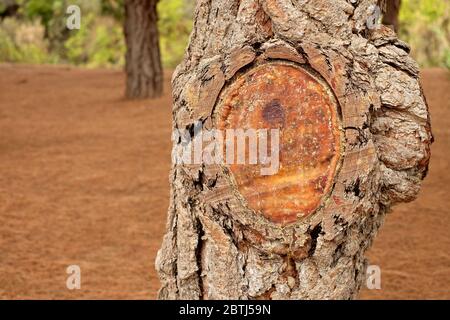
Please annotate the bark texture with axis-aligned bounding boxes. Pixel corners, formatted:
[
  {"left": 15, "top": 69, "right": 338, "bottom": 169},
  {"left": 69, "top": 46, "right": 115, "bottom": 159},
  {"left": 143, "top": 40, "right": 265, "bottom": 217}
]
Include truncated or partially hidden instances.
[
  {"left": 156, "top": 0, "right": 432, "bottom": 300},
  {"left": 382, "top": 0, "right": 401, "bottom": 32},
  {"left": 124, "top": 0, "right": 163, "bottom": 99}
]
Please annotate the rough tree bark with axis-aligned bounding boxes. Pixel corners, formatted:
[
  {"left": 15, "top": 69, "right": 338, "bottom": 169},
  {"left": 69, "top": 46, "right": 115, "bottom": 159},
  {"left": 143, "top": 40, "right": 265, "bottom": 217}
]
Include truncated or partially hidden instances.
[
  {"left": 156, "top": 0, "right": 432, "bottom": 299},
  {"left": 124, "top": 0, "right": 163, "bottom": 99},
  {"left": 382, "top": 0, "right": 401, "bottom": 32}
]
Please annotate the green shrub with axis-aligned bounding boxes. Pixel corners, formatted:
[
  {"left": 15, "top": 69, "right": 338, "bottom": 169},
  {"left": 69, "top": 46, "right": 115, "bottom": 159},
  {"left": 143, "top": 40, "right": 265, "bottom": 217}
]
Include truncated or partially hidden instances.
[
  {"left": 64, "top": 14, "right": 125, "bottom": 67},
  {"left": 0, "top": 28, "right": 22, "bottom": 61},
  {"left": 0, "top": 17, "right": 56, "bottom": 63},
  {"left": 63, "top": 12, "right": 91, "bottom": 64},
  {"left": 86, "top": 19, "right": 125, "bottom": 67}
]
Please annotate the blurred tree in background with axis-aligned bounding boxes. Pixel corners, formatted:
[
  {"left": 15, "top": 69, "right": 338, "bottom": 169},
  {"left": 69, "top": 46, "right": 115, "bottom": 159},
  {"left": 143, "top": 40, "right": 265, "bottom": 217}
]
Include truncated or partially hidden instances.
[
  {"left": 0, "top": 0, "right": 448, "bottom": 69},
  {"left": 124, "top": 0, "right": 162, "bottom": 99}
]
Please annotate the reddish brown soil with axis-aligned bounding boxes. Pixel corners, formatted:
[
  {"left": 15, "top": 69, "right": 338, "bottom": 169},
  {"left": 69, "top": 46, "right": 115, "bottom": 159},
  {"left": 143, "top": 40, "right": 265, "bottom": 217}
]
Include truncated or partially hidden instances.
[{"left": 0, "top": 64, "right": 449, "bottom": 300}]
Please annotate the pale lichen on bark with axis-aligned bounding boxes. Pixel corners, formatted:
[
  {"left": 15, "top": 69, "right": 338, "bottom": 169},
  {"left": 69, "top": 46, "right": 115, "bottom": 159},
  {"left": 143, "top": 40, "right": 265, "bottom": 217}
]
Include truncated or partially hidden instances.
[{"left": 156, "top": 0, "right": 432, "bottom": 300}]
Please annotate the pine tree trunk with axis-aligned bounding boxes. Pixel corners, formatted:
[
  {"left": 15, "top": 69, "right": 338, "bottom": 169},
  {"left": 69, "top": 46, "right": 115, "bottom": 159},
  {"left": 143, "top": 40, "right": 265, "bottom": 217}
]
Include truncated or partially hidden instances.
[
  {"left": 382, "top": 0, "right": 401, "bottom": 32},
  {"left": 156, "top": 0, "right": 432, "bottom": 300},
  {"left": 124, "top": 0, "right": 163, "bottom": 99}
]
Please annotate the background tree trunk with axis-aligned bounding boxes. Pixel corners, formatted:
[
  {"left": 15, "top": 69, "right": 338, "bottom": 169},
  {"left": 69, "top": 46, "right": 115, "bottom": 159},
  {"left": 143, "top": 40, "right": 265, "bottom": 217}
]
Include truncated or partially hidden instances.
[
  {"left": 382, "top": 0, "right": 401, "bottom": 32},
  {"left": 124, "top": 0, "right": 163, "bottom": 99},
  {"left": 156, "top": 0, "right": 432, "bottom": 300}
]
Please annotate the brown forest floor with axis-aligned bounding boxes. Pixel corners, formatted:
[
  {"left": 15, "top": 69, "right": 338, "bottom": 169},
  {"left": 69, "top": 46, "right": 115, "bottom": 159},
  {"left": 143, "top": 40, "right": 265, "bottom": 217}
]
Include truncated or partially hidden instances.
[{"left": 0, "top": 64, "right": 449, "bottom": 300}]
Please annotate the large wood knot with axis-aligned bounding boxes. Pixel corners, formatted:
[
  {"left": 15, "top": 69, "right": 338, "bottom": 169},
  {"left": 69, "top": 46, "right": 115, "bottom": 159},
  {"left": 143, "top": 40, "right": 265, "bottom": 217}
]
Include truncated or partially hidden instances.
[{"left": 216, "top": 62, "right": 342, "bottom": 224}]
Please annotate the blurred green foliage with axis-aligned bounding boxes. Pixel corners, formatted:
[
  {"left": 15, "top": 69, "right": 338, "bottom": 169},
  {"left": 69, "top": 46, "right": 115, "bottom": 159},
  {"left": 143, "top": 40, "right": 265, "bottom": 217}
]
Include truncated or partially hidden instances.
[
  {"left": 158, "top": 0, "right": 193, "bottom": 67},
  {"left": 64, "top": 13, "right": 125, "bottom": 67},
  {"left": 100, "top": 0, "right": 123, "bottom": 21},
  {"left": 0, "top": 0, "right": 448, "bottom": 69},
  {"left": 0, "top": 0, "right": 193, "bottom": 67},
  {"left": 0, "top": 16, "right": 58, "bottom": 63},
  {"left": 399, "top": 0, "right": 450, "bottom": 68},
  {"left": 23, "top": 0, "right": 70, "bottom": 54}
]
